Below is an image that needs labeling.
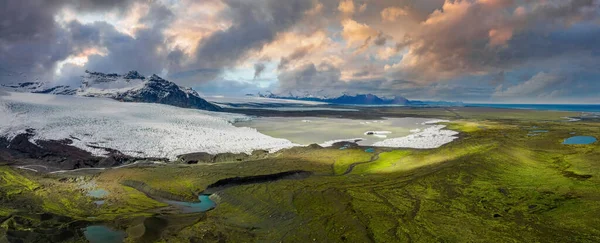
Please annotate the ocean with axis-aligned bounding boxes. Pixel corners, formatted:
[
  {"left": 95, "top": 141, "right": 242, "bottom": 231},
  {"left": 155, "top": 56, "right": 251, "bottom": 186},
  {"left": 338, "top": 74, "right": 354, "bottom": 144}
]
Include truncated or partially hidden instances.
[{"left": 465, "top": 104, "right": 600, "bottom": 112}]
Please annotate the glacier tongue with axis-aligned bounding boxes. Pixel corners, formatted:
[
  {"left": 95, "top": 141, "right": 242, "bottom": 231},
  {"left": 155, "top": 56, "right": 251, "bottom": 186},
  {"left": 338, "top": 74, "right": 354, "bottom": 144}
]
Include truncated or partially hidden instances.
[{"left": 0, "top": 92, "right": 296, "bottom": 160}]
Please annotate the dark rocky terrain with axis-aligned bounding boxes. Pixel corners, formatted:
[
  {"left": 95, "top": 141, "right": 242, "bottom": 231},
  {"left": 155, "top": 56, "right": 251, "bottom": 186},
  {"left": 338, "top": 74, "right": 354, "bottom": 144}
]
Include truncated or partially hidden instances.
[{"left": 0, "top": 130, "right": 151, "bottom": 172}]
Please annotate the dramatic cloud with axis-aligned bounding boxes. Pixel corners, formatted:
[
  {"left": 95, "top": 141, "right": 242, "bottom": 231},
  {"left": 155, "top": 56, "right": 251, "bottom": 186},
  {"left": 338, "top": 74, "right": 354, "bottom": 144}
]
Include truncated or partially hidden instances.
[
  {"left": 186, "top": 0, "right": 314, "bottom": 82},
  {"left": 389, "top": 0, "right": 600, "bottom": 83},
  {"left": 2, "top": 0, "right": 600, "bottom": 102}
]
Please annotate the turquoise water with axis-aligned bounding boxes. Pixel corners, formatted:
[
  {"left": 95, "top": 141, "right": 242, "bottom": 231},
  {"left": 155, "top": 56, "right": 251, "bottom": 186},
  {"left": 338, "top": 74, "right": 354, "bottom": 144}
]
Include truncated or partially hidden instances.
[
  {"left": 87, "top": 189, "right": 109, "bottom": 198},
  {"left": 365, "top": 148, "right": 375, "bottom": 153},
  {"left": 84, "top": 225, "right": 126, "bottom": 243},
  {"left": 164, "top": 194, "right": 216, "bottom": 213},
  {"left": 563, "top": 136, "right": 597, "bottom": 145}
]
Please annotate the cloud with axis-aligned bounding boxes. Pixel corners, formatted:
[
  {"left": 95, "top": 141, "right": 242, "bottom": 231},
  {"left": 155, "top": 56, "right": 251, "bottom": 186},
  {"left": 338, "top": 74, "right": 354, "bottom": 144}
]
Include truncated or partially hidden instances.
[
  {"left": 373, "top": 32, "right": 388, "bottom": 46},
  {"left": 196, "top": 78, "right": 264, "bottom": 96},
  {"left": 492, "top": 72, "right": 563, "bottom": 99},
  {"left": 277, "top": 44, "right": 315, "bottom": 70},
  {"left": 488, "top": 27, "right": 513, "bottom": 47},
  {"left": 76, "top": 2, "right": 179, "bottom": 78},
  {"left": 275, "top": 61, "right": 429, "bottom": 98},
  {"left": 338, "top": 0, "right": 355, "bottom": 15},
  {"left": 0, "top": 0, "right": 169, "bottom": 85},
  {"left": 341, "top": 19, "right": 378, "bottom": 47},
  {"left": 253, "top": 63, "right": 266, "bottom": 79},
  {"left": 2, "top": 0, "right": 600, "bottom": 102},
  {"left": 377, "top": 47, "right": 396, "bottom": 60},
  {"left": 277, "top": 62, "right": 342, "bottom": 94},
  {"left": 187, "top": 0, "right": 314, "bottom": 81},
  {"left": 388, "top": 0, "right": 600, "bottom": 82},
  {"left": 381, "top": 7, "right": 408, "bottom": 22},
  {"left": 0, "top": 0, "right": 70, "bottom": 84},
  {"left": 358, "top": 2, "right": 367, "bottom": 13}
]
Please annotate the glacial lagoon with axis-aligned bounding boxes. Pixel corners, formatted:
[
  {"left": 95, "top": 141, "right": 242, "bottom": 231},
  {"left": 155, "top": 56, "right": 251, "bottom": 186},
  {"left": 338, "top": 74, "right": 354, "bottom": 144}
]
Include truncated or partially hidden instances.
[{"left": 235, "top": 117, "right": 436, "bottom": 146}]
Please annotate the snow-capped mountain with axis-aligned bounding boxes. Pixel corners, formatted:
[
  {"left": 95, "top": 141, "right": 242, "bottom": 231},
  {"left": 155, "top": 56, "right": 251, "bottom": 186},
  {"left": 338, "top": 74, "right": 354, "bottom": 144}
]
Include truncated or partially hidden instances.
[
  {"left": 79, "top": 71, "right": 222, "bottom": 111},
  {"left": 2, "top": 71, "right": 222, "bottom": 111},
  {"left": 259, "top": 91, "right": 411, "bottom": 105},
  {"left": 1, "top": 82, "right": 76, "bottom": 95}
]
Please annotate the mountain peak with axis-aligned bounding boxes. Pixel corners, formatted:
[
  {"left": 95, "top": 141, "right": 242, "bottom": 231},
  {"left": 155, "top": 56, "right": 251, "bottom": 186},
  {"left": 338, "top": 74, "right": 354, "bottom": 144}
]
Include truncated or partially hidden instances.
[
  {"left": 124, "top": 70, "right": 145, "bottom": 80},
  {"left": 80, "top": 70, "right": 221, "bottom": 111}
]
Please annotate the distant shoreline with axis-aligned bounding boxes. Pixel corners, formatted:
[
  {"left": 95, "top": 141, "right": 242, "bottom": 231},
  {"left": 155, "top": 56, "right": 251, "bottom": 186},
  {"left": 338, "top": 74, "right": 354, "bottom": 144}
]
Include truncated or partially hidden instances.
[{"left": 464, "top": 103, "right": 600, "bottom": 112}]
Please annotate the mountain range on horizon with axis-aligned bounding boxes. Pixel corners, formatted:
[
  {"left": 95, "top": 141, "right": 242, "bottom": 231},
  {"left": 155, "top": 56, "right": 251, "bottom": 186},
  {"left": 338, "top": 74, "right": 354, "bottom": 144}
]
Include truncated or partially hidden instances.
[
  {"left": 256, "top": 91, "right": 465, "bottom": 107},
  {"left": 258, "top": 91, "right": 411, "bottom": 105}
]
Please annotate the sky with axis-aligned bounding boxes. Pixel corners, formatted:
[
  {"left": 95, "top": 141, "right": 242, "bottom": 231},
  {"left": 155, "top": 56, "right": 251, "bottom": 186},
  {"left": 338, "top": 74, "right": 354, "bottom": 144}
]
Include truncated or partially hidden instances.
[{"left": 1, "top": 0, "right": 599, "bottom": 103}]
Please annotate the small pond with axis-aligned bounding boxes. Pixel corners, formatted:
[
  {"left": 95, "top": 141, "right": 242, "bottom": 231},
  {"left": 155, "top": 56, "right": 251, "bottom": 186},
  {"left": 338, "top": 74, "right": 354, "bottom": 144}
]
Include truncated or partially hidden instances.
[
  {"left": 84, "top": 225, "right": 126, "bottom": 243},
  {"left": 87, "top": 189, "right": 109, "bottom": 198},
  {"left": 563, "top": 136, "right": 597, "bottom": 145},
  {"left": 164, "top": 194, "right": 216, "bottom": 213}
]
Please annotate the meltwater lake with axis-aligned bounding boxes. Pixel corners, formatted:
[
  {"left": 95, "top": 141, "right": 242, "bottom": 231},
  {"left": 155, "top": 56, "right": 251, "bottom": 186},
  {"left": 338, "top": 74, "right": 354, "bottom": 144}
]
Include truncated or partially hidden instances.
[
  {"left": 235, "top": 117, "right": 435, "bottom": 146},
  {"left": 563, "top": 136, "right": 597, "bottom": 145}
]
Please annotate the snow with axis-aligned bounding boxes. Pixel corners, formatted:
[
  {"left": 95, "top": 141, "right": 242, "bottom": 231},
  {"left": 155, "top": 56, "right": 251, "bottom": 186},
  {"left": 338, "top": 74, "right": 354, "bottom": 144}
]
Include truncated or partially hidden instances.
[
  {"left": 1, "top": 82, "right": 75, "bottom": 95},
  {"left": 421, "top": 119, "right": 450, "bottom": 125},
  {"left": 319, "top": 138, "right": 364, "bottom": 147},
  {"left": 562, "top": 117, "right": 581, "bottom": 122},
  {"left": 373, "top": 120, "right": 459, "bottom": 149},
  {"left": 0, "top": 92, "right": 462, "bottom": 160},
  {"left": 364, "top": 131, "right": 392, "bottom": 138},
  {"left": 0, "top": 92, "right": 297, "bottom": 160},
  {"left": 364, "top": 131, "right": 392, "bottom": 135},
  {"left": 78, "top": 75, "right": 146, "bottom": 97}
]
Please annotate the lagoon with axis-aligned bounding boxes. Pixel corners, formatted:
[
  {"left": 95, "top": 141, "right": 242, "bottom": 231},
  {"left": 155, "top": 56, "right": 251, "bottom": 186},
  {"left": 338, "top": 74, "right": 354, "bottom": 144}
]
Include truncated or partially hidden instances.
[{"left": 236, "top": 117, "right": 434, "bottom": 146}]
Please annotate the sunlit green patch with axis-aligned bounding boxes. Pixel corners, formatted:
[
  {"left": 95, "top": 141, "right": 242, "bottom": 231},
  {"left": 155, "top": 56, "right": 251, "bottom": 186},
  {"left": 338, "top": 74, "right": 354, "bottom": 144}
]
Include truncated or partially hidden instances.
[
  {"left": 0, "top": 166, "right": 40, "bottom": 196},
  {"left": 332, "top": 150, "right": 373, "bottom": 175}
]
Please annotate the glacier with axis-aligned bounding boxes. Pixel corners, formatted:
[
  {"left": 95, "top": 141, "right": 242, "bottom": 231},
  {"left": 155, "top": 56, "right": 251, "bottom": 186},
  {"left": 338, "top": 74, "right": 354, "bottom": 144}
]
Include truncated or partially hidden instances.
[{"left": 0, "top": 92, "right": 296, "bottom": 160}]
